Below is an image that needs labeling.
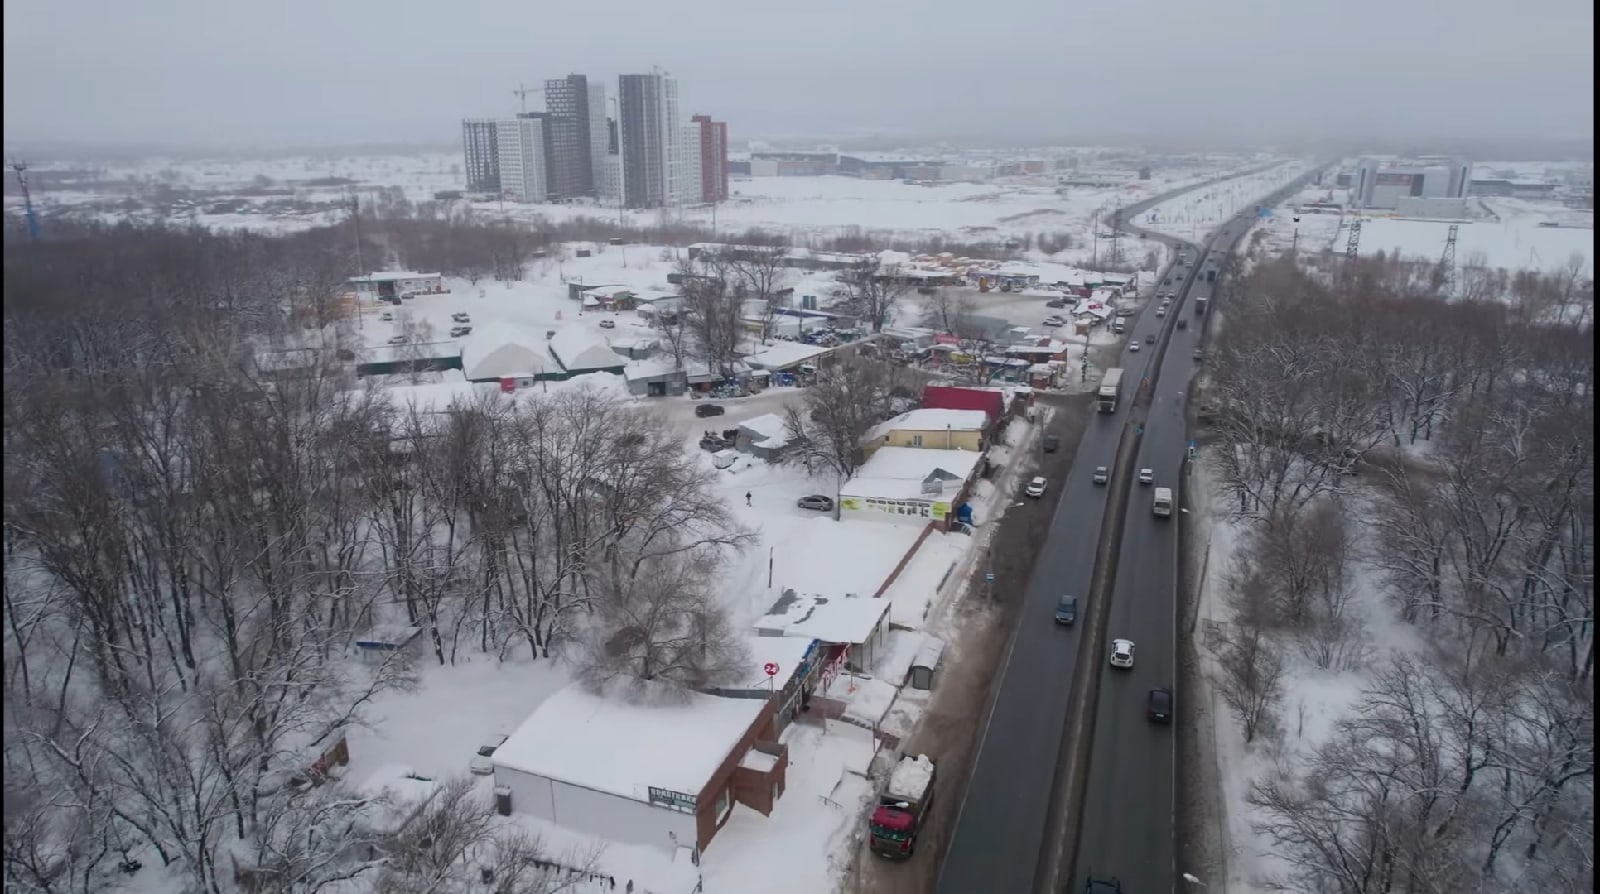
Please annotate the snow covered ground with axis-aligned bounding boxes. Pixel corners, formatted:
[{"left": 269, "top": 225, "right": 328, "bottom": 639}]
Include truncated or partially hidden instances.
[
  {"left": 1189, "top": 462, "right": 1427, "bottom": 891},
  {"left": 1234, "top": 171, "right": 1593, "bottom": 277}
]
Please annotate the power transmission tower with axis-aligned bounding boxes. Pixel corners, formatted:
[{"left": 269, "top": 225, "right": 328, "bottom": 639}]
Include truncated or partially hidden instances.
[
  {"left": 1438, "top": 223, "right": 1459, "bottom": 297},
  {"left": 513, "top": 83, "right": 536, "bottom": 115},
  {"left": 1108, "top": 207, "right": 1123, "bottom": 266},
  {"left": 9, "top": 158, "right": 41, "bottom": 241},
  {"left": 1344, "top": 216, "right": 1363, "bottom": 260}
]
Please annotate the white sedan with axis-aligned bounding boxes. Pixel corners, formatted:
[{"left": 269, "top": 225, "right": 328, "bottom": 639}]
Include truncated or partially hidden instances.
[
  {"left": 1043, "top": 315, "right": 1067, "bottom": 327},
  {"left": 1129, "top": 342, "right": 1141, "bottom": 353},
  {"left": 1109, "top": 638, "right": 1136, "bottom": 668},
  {"left": 1025, "top": 477, "right": 1048, "bottom": 498},
  {"left": 1138, "top": 468, "right": 1154, "bottom": 485}
]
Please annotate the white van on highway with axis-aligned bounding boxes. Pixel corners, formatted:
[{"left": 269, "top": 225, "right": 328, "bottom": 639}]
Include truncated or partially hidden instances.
[{"left": 1152, "top": 487, "right": 1174, "bottom": 518}]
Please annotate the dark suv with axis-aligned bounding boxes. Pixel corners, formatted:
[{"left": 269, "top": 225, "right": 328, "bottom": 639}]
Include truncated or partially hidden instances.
[
  {"left": 1147, "top": 686, "right": 1174, "bottom": 723},
  {"left": 695, "top": 403, "right": 725, "bottom": 418}
]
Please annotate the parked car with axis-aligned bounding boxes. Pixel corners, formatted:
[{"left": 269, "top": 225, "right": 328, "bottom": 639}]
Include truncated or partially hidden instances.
[
  {"left": 1042, "top": 435, "right": 1060, "bottom": 453},
  {"left": 695, "top": 403, "right": 726, "bottom": 418},
  {"left": 1109, "top": 638, "right": 1136, "bottom": 668},
  {"left": 1025, "top": 477, "right": 1048, "bottom": 498},
  {"left": 450, "top": 325, "right": 472, "bottom": 337},
  {"left": 1147, "top": 686, "right": 1174, "bottom": 723},
  {"left": 1055, "top": 595, "right": 1078, "bottom": 625},
  {"left": 386, "top": 335, "right": 407, "bottom": 346},
  {"left": 451, "top": 312, "right": 471, "bottom": 323},
  {"left": 1043, "top": 315, "right": 1067, "bottom": 327},
  {"left": 599, "top": 319, "right": 616, "bottom": 329},
  {"left": 698, "top": 435, "right": 731, "bottom": 452},
  {"left": 379, "top": 310, "right": 395, "bottom": 322},
  {"left": 1092, "top": 466, "right": 1109, "bottom": 485},
  {"left": 1045, "top": 298, "right": 1066, "bottom": 309},
  {"left": 796, "top": 495, "right": 835, "bottom": 512},
  {"left": 1138, "top": 468, "right": 1154, "bottom": 485}
]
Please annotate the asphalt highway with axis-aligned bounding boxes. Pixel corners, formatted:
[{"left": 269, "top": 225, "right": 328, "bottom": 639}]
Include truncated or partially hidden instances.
[{"left": 935, "top": 183, "right": 1211, "bottom": 894}]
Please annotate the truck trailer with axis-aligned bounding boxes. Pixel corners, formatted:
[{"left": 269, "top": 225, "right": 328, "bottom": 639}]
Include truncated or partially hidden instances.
[
  {"left": 1097, "top": 368, "right": 1125, "bottom": 413},
  {"left": 870, "top": 754, "right": 936, "bottom": 859}
]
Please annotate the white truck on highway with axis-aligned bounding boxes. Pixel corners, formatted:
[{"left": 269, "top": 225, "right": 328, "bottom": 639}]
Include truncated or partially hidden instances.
[{"left": 1097, "top": 368, "right": 1125, "bottom": 413}]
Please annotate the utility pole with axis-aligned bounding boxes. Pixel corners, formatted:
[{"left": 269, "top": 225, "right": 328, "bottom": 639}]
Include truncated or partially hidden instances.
[
  {"left": 348, "top": 194, "right": 365, "bottom": 329},
  {"left": 8, "top": 159, "right": 40, "bottom": 241}
]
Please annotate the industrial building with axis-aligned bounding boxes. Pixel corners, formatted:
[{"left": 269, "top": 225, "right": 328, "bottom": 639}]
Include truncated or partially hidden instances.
[{"left": 1353, "top": 157, "right": 1470, "bottom": 210}]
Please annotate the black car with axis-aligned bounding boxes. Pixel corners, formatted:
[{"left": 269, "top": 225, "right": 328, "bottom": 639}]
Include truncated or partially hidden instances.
[
  {"left": 1045, "top": 298, "right": 1067, "bottom": 309},
  {"left": 1145, "top": 334, "right": 1156, "bottom": 344},
  {"left": 1042, "top": 435, "right": 1060, "bottom": 453},
  {"left": 1086, "top": 878, "right": 1124, "bottom": 893},
  {"left": 695, "top": 403, "right": 726, "bottom": 418},
  {"left": 1055, "top": 595, "right": 1078, "bottom": 625},
  {"left": 1147, "top": 686, "right": 1174, "bottom": 723}
]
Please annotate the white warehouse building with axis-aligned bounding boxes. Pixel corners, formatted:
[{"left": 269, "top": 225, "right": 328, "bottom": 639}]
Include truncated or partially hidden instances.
[{"left": 1354, "top": 156, "right": 1471, "bottom": 210}]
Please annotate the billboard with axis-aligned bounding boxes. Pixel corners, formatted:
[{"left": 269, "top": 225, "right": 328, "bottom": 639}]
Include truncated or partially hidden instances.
[{"left": 1374, "top": 172, "right": 1415, "bottom": 187}]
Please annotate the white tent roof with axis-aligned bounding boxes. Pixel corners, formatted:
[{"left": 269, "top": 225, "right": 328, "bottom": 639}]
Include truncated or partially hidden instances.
[
  {"left": 463, "top": 340, "right": 556, "bottom": 380},
  {"left": 549, "top": 328, "right": 626, "bottom": 372}
]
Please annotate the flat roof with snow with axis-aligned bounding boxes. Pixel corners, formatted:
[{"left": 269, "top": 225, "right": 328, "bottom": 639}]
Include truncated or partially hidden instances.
[
  {"left": 889, "top": 409, "right": 989, "bottom": 431},
  {"left": 493, "top": 685, "right": 765, "bottom": 804},
  {"left": 755, "top": 590, "right": 888, "bottom": 645},
  {"left": 839, "top": 446, "right": 983, "bottom": 502},
  {"left": 737, "top": 412, "right": 791, "bottom": 447},
  {"left": 743, "top": 340, "right": 830, "bottom": 370}
]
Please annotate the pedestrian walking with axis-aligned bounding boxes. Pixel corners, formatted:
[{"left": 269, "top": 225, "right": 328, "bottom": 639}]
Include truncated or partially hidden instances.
[{"left": 745, "top": 491, "right": 752, "bottom": 507}]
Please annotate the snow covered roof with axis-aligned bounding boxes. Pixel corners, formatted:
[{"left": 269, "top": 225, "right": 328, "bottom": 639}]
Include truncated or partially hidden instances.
[
  {"left": 839, "top": 446, "right": 983, "bottom": 502},
  {"left": 755, "top": 590, "right": 889, "bottom": 645},
  {"left": 492, "top": 685, "right": 766, "bottom": 804},
  {"left": 355, "top": 764, "right": 442, "bottom": 834},
  {"left": 623, "top": 357, "right": 684, "bottom": 381},
  {"left": 463, "top": 339, "right": 556, "bottom": 380},
  {"left": 737, "top": 412, "right": 791, "bottom": 448},
  {"left": 548, "top": 328, "right": 626, "bottom": 373},
  {"left": 744, "top": 340, "right": 830, "bottom": 370},
  {"left": 736, "top": 633, "right": 818, "bottom": 690},
  {"left": 886, "top": 754, "right": 935, "bottom": 802},
  {"left": 377, "top": 376, "right": 506, "bottom": 413},
  {"left": 882, "top": 408, "right": 990, "bottom": 432},
  {"left": 349, "top": 271, "right": 441, "bottom": 284}
]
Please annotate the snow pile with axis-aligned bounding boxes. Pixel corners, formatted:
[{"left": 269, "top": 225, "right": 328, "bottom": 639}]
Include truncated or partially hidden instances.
[{"left": 886, "top": 754, "right": 935, "bottom": 802}]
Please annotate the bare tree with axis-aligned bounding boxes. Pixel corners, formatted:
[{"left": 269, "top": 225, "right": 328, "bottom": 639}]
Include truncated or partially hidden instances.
[
  {"left": 576, "top": 550, "right": 750, "bottom": 693},
  {"left": 1214, "top": 624, "right": 1285, "bottom": 744},
  {"left": 728, "top": 238, "right": 790, "bottom": 345},
  {"left": 781, "top": 357, "right": 906, "bottom": 490},
  {"left": 841, "top": 256, "right": 910, "bottom": 333},
  {"left": 676, "top": 252, "right": 743, "bottom": 377}
]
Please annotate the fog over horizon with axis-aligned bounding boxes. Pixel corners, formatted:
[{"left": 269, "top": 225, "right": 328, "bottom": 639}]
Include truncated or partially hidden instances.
[{"left": 4, "top": 0, "right": 1593, "bottom": 152}]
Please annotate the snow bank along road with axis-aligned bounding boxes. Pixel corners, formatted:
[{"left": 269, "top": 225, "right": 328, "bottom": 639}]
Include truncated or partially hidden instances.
[
  {"left": 931, "top": 172, "right": 1239, "bottom": 894},
  {"left": 1067, "top": 170, "right": 1328, "bottom": 894}
]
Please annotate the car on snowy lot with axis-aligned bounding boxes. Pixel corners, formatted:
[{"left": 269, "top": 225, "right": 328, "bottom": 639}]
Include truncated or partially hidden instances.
[
  {"left": 695, "top": 403, "right": 726, "bottom": 418},
  {"left": 1045, "top": 298, "right": 1067, "bottom": 309},
  {"left": 599, "top": 319, "right": 616, "bottom": 329},
  {"left": 450, "top": 325, "right": 472, "bottom": 337},
  {"left": 1044, "top": 315, "right": 1067, "bottom": 327},
  {"left": 386, "top": 335, "right": 408, "bottom": 346},
  {"left": 1109, "top": 638, "right": 1135, "bottom": 668},
  {"left": 451, "top": 312, "right": 471, "bottom": 323},
  {"left": 796, "top": 495, "right": 835, "bottom": 512},
  {"left": 1025, "top": 477, "right": 1048, "bottom": 498},
  {"left": 379, "top": 310, "right": 395, "bottom": 322}
]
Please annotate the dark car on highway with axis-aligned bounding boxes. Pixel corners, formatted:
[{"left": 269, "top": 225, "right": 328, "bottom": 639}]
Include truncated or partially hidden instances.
[
  {"left": 1043, "top": 435, "right": 1060, "bottom": 453},
  {"left": 1055, "top": 595, "right": 1078, "bottom": 625},
  {"left": 695, "top": 403, "right": 725, "bottom": 418},
  {"left": 1147, "top": 686, "right": 1174, "bottom": 723}
]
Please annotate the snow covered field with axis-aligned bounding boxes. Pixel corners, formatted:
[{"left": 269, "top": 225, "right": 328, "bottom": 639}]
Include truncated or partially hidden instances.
[{"left": 1348, "top": 200, "right": 1593, "bottom": 274}]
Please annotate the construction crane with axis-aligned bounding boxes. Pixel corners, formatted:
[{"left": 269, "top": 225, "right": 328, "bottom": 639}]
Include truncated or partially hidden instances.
[
  {"left": 1344, "top": 216, "right": 1363, "bottom": 260},
  {"left": 9, "top": 158, "right": 41, "bottom": 241},
  {"left": 513, "top": 83, "right": 536, "bottom": 115},
  {"left": 1437, "top": 224, "right": 1458, "bottom": 297}
]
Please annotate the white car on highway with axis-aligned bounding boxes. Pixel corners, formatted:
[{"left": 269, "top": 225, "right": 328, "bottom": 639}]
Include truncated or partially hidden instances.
[
  {"left": 1138, "top": 468, "right": 1154, "bottom": 486},
  {"left": 1109, "top": 638, "right": 1136, "bottom": 668}
]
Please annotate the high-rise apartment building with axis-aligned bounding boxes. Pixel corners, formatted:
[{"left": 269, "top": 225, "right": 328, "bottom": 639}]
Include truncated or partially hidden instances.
[
  {"left": 495, "top": 116, "right": 549, "bottom": 203},
  {"left": 462, "top": 119, "right": 502, "bottom": 193},
  {"left": 691, "top": 115, "right": 730, "bottom": 203},
  {"left": 679, "top": 124, "right": 703, "bottom": 209},
  {"left": 587, "top": 82, "right": 610, "bottom": 198},
  {"left": 617, "top": 72, "right": 681, "bottom": 209},
  {"left": 544, "top": 75, "right": 597, "bottom": 199}
]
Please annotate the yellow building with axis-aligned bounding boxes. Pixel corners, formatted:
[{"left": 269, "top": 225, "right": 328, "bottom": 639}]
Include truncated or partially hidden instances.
[{"left": 865, "top": 408, "right": 990, "bottom": 455}]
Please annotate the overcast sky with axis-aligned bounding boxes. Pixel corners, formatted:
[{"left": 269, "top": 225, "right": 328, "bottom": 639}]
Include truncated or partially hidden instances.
[{"left": 3, "top": 0, "right": 1592, "bottom": 149}]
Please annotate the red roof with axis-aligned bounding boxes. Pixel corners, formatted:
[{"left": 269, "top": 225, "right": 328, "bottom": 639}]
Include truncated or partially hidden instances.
[
  {"left": 871, "top": 805, "right": 916, "bottom": 832},
  {"left": 922, "top": 385, "right": 1005, "bottom": 424}
]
